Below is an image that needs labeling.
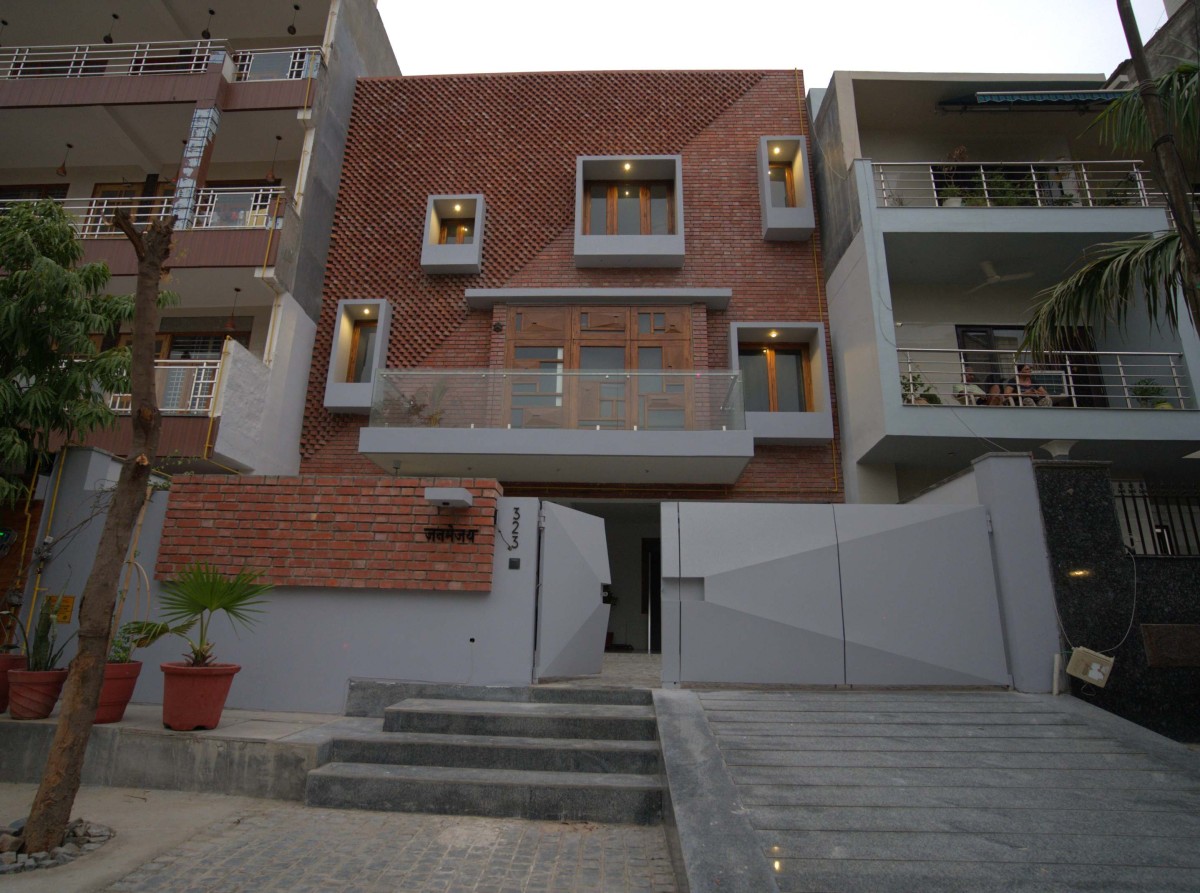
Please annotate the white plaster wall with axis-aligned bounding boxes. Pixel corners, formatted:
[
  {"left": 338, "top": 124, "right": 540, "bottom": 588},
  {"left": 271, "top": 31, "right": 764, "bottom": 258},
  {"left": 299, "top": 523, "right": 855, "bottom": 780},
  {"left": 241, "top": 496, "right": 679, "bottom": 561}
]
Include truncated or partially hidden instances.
[
  {"left": 827, "top": 224, "right": 896, "bottom": 503},
  {"left": 213, "top": 293, "right": 315, "bottom": 474}
]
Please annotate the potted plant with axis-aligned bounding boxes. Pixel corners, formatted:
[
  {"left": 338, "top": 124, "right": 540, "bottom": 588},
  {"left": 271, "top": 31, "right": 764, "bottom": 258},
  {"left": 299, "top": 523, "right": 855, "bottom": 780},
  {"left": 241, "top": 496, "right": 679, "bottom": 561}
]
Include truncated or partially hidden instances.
[
  {"left": 94, "top": 621, "right": 167, "bottom": 724},
  {"left": 136, "top": 562, "right": 270, "bottom": 731},
  {"left": 4, "top": 602, "right": 76, "bottom": 720},
  {"left": 1131, "top": 378, "right": 1173, "bottom": 409},
  {"left": 0, "top": 607, "right": 27, "bottom": 713},
  {"left": 901, "top": 371, "right": 942, "bottom": 405}
]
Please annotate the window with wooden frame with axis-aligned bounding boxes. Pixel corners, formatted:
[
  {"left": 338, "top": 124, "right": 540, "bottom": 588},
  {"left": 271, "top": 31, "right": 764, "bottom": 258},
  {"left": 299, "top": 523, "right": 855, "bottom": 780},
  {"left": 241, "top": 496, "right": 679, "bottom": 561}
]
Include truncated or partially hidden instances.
[
  {"left": 768, "top": 164, "right": 796, "bottom": 208},
  {"left": 583, "top": 181, "right": 674, "bottom": 235},
  {"left": 738, "top": 344, "right": 809, "bottom": 412},
  {"left": 347, "top": 319, "right": 378, "bottom": 384},
  {"left": 438, "top": 218, "right": 474, "bottom": 244}
]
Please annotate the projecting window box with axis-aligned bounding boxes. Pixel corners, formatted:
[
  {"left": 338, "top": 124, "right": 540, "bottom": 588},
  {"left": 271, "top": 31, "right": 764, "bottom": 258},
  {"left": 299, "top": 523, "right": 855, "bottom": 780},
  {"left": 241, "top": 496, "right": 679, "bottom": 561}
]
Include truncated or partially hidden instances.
[
  {"left": 421, "top": 195, "right": 485, "bottom": 274},
  {"left": 573, "top": 156, "right": 684, "bottom": 268}
]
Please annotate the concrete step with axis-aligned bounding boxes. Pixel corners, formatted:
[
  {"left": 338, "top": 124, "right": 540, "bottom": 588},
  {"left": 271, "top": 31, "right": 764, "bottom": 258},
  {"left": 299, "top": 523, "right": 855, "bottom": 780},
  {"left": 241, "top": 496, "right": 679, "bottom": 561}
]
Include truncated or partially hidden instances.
[
  {"left": 346, "top": 680, "right": 651, "bottom": 716},
  {"left": 382, "top": 698, "right": 658, "bottom": 740},
  {"left": 305, "top": 762, "right": 664, "bottom": 824},
  {"left": 330, "top": 730, "right": 662, "bottom": 774}
]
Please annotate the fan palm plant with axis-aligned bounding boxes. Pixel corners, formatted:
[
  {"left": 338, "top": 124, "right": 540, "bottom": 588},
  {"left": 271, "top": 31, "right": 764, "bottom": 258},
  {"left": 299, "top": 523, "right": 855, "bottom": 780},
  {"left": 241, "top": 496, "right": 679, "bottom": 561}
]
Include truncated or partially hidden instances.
[
  {"left": 126, "top": 563, "right": 270, "bottom": 667},
  {"left": 1023, "top": 59, "right": 1199, "bottom": 354}
]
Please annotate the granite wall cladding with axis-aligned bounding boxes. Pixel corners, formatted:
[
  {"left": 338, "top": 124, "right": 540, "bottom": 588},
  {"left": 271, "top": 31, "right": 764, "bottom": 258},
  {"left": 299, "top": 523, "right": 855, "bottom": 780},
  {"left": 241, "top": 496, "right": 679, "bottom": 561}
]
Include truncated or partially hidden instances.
[{"left": 1034, "top": 461, "right": 1200, "bottom": 742}]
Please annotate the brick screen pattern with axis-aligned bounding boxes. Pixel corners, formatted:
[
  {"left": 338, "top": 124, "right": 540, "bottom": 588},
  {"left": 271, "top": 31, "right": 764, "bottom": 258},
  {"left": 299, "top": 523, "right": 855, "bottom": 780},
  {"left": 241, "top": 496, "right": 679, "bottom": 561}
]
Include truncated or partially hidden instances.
[
  {"left": 157, "top": 476, "right": 500, "bottom": 592},
  {"left": 304, "top": 69, "right": 842, "bottom": 502}
]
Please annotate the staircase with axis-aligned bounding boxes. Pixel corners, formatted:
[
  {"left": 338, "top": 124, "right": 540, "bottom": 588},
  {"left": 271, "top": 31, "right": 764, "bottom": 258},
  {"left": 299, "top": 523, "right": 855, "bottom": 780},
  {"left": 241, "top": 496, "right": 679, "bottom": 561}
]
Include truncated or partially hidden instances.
[{"left": 305, "top": 686, "right": 663, "bottom": 824}]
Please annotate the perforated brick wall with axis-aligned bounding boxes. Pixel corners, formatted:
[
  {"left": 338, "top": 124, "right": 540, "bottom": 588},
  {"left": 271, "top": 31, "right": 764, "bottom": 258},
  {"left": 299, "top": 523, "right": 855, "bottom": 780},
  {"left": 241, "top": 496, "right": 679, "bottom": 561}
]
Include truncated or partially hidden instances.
[
  {"left": 156, "top": 476, "right": 500, "bottom": 591},
  {"left": 303, "top": 69, "right": 841, "bottom": 502}
]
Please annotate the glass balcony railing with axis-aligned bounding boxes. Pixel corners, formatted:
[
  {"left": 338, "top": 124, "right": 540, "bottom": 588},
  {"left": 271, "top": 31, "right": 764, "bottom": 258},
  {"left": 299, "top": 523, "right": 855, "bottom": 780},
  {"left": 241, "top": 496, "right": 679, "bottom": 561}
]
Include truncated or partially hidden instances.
[
  {"left": 370, "top": 369, "right": 746, "bottom": 432},
  {"left": 896, "top": 347, "right": 1193, "bottom": 409},
  {"left": 873, "top": 160, "right": 1160, "bottom": 209}
]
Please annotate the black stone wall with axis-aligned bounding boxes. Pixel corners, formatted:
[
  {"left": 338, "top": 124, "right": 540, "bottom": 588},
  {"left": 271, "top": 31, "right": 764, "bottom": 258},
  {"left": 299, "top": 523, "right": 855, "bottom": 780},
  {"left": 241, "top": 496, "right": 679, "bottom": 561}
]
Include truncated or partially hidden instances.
[{"left": 1034, "top": 461, "right": 1200, "bottom": 742}]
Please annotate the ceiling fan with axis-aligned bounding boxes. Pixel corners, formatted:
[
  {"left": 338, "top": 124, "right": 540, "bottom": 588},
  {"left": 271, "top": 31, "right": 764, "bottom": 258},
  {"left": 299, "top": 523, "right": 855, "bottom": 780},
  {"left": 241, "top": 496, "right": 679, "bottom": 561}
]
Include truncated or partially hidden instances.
[{"left": 966, "top": 260, "right": 1034, "bottom": 294}]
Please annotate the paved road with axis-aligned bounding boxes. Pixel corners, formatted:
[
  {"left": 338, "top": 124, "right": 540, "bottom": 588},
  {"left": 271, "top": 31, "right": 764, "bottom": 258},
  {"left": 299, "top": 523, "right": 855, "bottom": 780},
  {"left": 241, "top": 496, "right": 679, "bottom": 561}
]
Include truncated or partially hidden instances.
[
  {"left": 701, "top": 690, "right": 1200, "bottom": 893},
  {"left": 1, "top": 785, "right": 676, "bottom": 893}
]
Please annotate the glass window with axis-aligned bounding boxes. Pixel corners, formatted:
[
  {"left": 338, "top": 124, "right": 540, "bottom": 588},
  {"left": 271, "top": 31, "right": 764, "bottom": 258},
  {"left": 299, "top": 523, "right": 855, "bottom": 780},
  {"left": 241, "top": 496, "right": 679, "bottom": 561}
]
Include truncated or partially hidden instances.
[
  {"left": 739, "top": 346, "right": 806, "bottom": 412},
  {"left": 584, "top": 182, "right": 674, "bottom": 235},
  {"left": 768, "top": 164, "right": 795, "bottom": 208},
  {"left": 349, "top": 320, "right": 377, "bottom": 384}
]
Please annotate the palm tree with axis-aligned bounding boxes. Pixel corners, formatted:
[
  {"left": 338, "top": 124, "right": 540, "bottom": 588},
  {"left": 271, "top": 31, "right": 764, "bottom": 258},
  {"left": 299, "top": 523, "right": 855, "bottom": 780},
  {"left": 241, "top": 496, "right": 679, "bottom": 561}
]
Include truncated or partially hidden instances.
[{"left": 1023, "top": 5, "right": 1199, "bottom": 355}]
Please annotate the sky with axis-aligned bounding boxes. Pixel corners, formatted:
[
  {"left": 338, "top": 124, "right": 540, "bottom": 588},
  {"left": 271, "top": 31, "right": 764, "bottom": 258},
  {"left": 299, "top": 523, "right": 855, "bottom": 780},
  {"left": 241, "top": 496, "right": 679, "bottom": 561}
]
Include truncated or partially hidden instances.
[{"left": 377, "top": 0, "right": 1170, "bottom": 93}]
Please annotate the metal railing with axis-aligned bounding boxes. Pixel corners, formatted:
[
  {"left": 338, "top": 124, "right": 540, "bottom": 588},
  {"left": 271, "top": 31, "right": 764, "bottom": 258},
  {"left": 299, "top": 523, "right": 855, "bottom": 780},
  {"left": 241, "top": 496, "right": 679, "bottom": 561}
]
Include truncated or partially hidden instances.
[
  {"left": 0, "top": 40, "right": 216, "bottom": 79},
  {"left": 1113, "top": 481, "right": 1200, "bottom": 556},
  {"left": 108, "top": 359, "right": 221, "bottom": 416},
  {"left": 370, "top": 369, "right": 746, "bottom": 432},
  {"left": 873, "top": 161, "right": 1159, "bottom": 209},
  {"left": 896, "top": 348, "right": 1192, "bottom": 409},
  {"left": 0, "top": 187, "right": 287, "bottom": 237},
  {"left": 192, "top": 187, "right": 286, "bottom": 230},
  {"left": 231, "top": 46, "right": 322, "bottom": 82}
]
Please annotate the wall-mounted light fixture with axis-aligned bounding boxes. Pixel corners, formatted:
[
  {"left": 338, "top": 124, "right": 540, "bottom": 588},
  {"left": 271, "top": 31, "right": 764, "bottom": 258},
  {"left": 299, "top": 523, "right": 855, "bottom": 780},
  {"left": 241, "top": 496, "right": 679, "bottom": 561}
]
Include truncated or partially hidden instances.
[
  {"left": 287, "top": 4, "right": 301, "bottom": 36},
  {"left": 424, "top": 487, "right": 474, "bottom": 509},
  {"left": 102, "top": 12, "right": 118, "bottom": 44},
  {"left": 55, "top": 143, "right": 74, "bottom": 178},
  {"left": 201, "top": 8, "right": 215, "bottom": 40}
]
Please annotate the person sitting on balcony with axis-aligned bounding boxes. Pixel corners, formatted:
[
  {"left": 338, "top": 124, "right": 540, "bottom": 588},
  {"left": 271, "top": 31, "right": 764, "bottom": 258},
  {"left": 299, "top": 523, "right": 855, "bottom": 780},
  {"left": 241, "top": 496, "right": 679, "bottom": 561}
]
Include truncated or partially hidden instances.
[
  {"left": 953, "top": 367, "right": 987, "bottom": 405},
  {"left": 1003, "top": 364, "right": 1052, "bottom": 407}
]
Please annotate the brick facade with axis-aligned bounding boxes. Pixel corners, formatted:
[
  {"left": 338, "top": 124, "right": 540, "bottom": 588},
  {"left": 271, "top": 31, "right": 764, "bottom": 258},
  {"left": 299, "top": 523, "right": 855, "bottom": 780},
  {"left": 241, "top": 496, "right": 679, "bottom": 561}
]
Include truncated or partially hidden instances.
[
  {"left": 157, "top": 476, "right": 499, "bottom": 591},
  {"left": 303, "top": 69, "right": 841, "bottom": 502}
]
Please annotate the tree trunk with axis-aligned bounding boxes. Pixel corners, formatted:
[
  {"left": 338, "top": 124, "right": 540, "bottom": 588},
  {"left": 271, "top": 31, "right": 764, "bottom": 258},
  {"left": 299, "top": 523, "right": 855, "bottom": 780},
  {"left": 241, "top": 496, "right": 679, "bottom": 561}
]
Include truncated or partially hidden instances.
[
  {"left": 20, "top": 213, "right": 172, "bottom": 855},
  {"left": 1117, "top": 0, "right": 1200, "bottom": 328}
]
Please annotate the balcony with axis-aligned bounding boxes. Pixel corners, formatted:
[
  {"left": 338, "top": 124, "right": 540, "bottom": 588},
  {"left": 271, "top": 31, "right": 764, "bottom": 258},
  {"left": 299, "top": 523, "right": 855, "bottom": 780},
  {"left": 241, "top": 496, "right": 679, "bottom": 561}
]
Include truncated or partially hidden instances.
[
  {"left": 873, "top": 160, "right": 1160, "bottom": 209},
  {"left": 107, "top": 359, "right": 221, "bottom": 416},
  {"left": 0, "top": 40, "right": 322, "bottom": 82},
  {"left": 896, "top": 348, "right": 1193, "bottom": 409},
  {"left": 1, "top": 188, "right": 286, "bottom": 237},
  {"left": 359, "top": 369, "right": 755, "bottom": 483},
  {"left": 68, "top": 359, "right": 222, "bottom": 465}
]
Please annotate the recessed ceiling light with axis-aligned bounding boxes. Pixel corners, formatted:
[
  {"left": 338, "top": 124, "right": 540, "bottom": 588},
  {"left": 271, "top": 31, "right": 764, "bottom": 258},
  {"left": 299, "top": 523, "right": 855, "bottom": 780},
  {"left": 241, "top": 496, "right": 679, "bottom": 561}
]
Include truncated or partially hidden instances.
[
  {"left": 768, "top": 330, "right": 779, "bottom": 338},
  {"left": 623, "top": 162, "right": 631, "bottom": 171},
  {"left": 362, "top": 308, "right": 370, "bottom": 316},
  {"left": 1068, "top": 569, "right": 1091, "bottom": 578},
  {"left": 453, "top": 203, "right": 461, "bottom": 212},
  {"left": 772, "top": 146, "right": 781, "bottom": 155}
]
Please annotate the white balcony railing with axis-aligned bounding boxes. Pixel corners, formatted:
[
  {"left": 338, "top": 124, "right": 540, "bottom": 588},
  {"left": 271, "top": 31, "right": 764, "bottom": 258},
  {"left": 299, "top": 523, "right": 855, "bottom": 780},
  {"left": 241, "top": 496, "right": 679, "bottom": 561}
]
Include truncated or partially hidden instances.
[
  {"left": 108, "top": 359, "right": 221, "bottom": 416},
  {"left": 0, "top": 40, "right": 216, "bottom": 79},
  {"left": 896, "top": 348, "right": 1193, "bottom": 409},
  {"left": 0, "top": 40, "right": 323, "bottom": 82},
  {"left": 192, "top": 187, "right": 286, "bottom": 230},
  {"left": 371, "top": 369, "right": 746, "bottom": 432},
  {"left": 231, "top": 46, "right": 322, "bottom": 82},
  {"left": 0, "top": 187, "right": 287, "bottom": 237},
  {"left": 873, "top": 161, "right": 1160, "bottom": 209}
]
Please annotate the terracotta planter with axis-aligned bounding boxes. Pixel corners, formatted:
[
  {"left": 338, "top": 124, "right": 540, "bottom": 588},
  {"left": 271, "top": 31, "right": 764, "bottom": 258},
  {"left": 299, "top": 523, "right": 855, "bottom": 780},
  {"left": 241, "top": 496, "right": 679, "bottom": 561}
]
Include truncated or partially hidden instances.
[
  {"left": 95, "top": 660, "right": 143, "bottom": 724},
  {"left": 0, "top": 653, "right": 28, "bottom": 713},
  {"left": 161, "top": 662, "right": 240, "bottom": 731},
  {"left": 7, "top": 668, "right": 69, "bottom": 720}
]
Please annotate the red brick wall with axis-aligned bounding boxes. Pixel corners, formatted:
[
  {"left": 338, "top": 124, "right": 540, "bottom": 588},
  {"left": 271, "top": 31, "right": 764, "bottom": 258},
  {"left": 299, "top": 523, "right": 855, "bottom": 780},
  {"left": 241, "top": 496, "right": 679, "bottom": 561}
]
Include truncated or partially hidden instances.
[
  {"left": 304, "top": 69, "right": 842, "bottom": 503},
  {"left": 156, "top": 476, "right": 500, "bottom": 592}
]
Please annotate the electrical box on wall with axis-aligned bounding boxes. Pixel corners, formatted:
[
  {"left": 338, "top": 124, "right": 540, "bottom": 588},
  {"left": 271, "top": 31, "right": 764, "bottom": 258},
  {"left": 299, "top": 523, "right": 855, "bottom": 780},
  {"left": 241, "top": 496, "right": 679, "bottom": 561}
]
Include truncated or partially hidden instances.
[{"left": 1066, "top": 647, "right": 1114, "bottom": 687}]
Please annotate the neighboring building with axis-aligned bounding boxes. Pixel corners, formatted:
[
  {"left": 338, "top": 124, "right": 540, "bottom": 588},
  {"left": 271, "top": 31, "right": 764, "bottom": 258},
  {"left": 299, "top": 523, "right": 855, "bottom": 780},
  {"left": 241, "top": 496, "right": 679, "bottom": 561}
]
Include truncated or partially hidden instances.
[
  {"left": 810, "top": 69, "right": 1200, "bottom": 505},
  {"left": 0, "top": 0, "right": 398, "bottom": 475},
  {"left": 301, "top": 69, "right": 840, "bottom": 655}
]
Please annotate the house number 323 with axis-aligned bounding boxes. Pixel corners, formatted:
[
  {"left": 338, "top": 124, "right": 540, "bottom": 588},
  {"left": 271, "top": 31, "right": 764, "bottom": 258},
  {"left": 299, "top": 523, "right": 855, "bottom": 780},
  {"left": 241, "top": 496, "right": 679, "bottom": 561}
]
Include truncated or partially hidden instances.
[{"left": 509, "top": 507, "right": 520, "bottom": 551}]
